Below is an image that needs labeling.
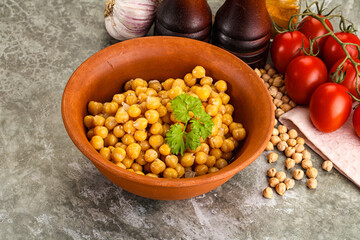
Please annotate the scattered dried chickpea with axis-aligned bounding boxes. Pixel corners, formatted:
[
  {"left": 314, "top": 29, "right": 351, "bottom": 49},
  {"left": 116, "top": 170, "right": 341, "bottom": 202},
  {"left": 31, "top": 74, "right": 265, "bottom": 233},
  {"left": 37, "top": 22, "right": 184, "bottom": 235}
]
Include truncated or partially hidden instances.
[
  {"left": 284, "top": 178, "right": 295, "bottom": 190},
  {"left": 275, "top": 171, "right": 286, "bottom": 182},
  {"left": 301, "top": 159, "right": 313, "bottom": 170},
  {"left": 268, "top": 152, "right": 278, "bottom": 163},
  {"left": 267, "top": 168, "right": 277, "bottom": 178},
  {"left": 293, "top": 169, "right": 304, "bottom": 180},
  {"left": 322, "top": 160, "right": 333, "bottom": 172},
  {"left": 306, "top": 167, "right": 318, "bottom": 179},
  {"left": 275, "top": 183, "right": 286, "bottom": 196},
  {"left": 307, "top": 178, "right": 317, "bottom": 189},
  {"left": 285, "top": 158, "right": 295, "bottom": 170},
  {"left": 263, "top": 187, "right": 273, "bottom": 199},
  {"left": 269, "top": 177, "right": 280, "bottom": 188}
]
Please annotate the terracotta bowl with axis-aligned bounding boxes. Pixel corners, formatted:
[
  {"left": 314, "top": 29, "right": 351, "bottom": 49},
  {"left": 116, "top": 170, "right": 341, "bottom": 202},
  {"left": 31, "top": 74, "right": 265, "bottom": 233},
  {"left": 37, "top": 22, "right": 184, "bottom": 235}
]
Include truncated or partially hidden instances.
[{"left": 61, "top": 36, "right": 274, "bottom": 200}]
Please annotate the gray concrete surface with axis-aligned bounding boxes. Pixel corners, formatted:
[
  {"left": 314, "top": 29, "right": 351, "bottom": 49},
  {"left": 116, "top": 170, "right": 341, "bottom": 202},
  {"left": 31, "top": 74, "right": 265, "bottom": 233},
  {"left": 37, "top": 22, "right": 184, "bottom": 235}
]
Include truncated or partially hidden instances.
[{"left": 1, "top": 0, "right": 359, "bottom": 239}]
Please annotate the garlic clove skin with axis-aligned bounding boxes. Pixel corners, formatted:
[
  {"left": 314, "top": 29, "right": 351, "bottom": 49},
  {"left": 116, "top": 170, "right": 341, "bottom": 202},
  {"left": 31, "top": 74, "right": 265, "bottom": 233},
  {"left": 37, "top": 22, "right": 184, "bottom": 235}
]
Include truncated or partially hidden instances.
[{"left": 105, "top": 0, "right": 160, "bottom": 41}]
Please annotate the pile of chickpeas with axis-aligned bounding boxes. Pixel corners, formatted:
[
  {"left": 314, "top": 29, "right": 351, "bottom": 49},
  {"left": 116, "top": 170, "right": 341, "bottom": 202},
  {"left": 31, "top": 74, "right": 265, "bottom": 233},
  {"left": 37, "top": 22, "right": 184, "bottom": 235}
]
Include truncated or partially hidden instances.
[{"left": 84, "top": 66, "right": 246, "bottom": 179}]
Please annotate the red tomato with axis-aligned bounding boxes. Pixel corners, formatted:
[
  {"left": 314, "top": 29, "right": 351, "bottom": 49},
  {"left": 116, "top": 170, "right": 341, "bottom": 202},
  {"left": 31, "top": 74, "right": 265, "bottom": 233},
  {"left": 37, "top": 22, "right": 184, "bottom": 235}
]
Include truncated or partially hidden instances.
[
  {"left": 271, "top": 31, "right": 310, "bottom": 74},
  {"left": 328, "top": 57, "right": 360, "bottom": 101},
  {"left": 322, "top": 32, "right": 360, "bottom": 69},
  {"left": 298, "top": 15, "right": 334, "bottom": 57},
  {"left": 309, "top": 83, "right": 352, "bottom": 132},
  {"left": 285, "top": 56, "right": 327, "bottom": 105},
  {"left": 353, "top": 105, "right": 360, "bottom": 137}
]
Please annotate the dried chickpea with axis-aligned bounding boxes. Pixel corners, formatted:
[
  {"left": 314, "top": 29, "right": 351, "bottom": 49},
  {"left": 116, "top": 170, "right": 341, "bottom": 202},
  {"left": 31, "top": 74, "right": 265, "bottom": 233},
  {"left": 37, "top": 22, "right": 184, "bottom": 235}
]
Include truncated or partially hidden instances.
[
  {"left": 301, "top": 159, "right": 312, "bottom": 170},
  {"left": 286, "top": 138, "right": 297, "bottom": 147},
  {"left": 285, "top": 158, "right": 295, "bottom": 170},
  {"left": 275, "top": 171, "right": 286, "bottom": 182},
  {"left": 279, "top": 133, "right": 289, "bottom": 141},
  {"left": 293, "top": 169, "right": 304, "bottom": 180},
  {"left": 272, "top": 128, "right": 279, "bottom": 136},
  {"left": 269, "top": 177, "right": 280, "bottom": 187},
  {"left": 284, "top": 146, "right": 295, "bottom": 157},
  {"left": 267, "top": 168, "right": 277, "bottom": 178},
  {"left": 288, "top": 129, "right": 298, "bottom": 139},
  {"left": 284, "top": 178, "right": 295, "bottom": 190},
  {"left": 302, "top": 149, "right": 311, "bottom": 159},
  {"left": 277, "top": 141, "right": 288, "bottom": 151},
  {"left": 296, "top": 137, "right": 305, "bottom": 145},
  {"left": 267, "top": 152, "right": 278, "bottom": 163},
  {"left": 306, "top": 167, "right": 318, "bottom": 179},
  {"left": 307, "top": 178, "right": 317, "bottom": 189},
  {"left": 294, "top": 144, "right": 305, "bottom": 153},
  {"left": 270, "top": 136, "right": 281, "bottom": 146},
  {"left": 277, "top": 125, "right": 287, "bottom": 134},
  {"left": 275, "top": 183, "right": 286, "bottom": 196},
  {"left": 263, "top": 187, "right": 273, "bottom": 199},
  {"left": 322, "top": 160, "right": 333, "bottom": 172},
  {"left": 265, "top": 142, "right": 274, "bottom": 151},
  {"left": 292, "top": 153, "right": 303, "bottom": 164}
]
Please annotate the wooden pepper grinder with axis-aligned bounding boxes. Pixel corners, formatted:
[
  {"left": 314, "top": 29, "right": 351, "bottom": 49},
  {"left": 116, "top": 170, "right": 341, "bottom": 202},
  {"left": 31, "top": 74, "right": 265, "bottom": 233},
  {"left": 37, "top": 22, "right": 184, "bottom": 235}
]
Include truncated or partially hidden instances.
[
  {"left": 154, "top": 0, "right": 212, "bottom": 42},
  {"left": 212, "top": 0, "right": 272, "bottom": 68}
]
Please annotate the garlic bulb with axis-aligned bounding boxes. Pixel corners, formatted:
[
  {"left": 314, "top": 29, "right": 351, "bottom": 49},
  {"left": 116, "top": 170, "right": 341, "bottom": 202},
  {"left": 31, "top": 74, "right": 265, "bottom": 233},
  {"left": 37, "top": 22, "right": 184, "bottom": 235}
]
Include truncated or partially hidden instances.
[{"left": 104, "top": 0, "right": 160, "bottom": 41}]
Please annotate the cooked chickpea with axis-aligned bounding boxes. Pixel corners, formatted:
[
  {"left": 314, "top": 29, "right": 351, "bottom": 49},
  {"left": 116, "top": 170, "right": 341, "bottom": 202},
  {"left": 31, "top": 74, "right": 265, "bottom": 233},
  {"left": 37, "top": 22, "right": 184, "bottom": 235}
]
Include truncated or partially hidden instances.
[
  {"left": 139, "top": 140, "right": 151, "bottom": 151},
  {"left": 150, "top": 159, "right": 166, "bottom": 175},
  {"left": 123, "top": 120, "right": 136, "bottom": 134},
  {"left": 232, "top": 128, "right": 246, "bottom": 141},
  {"left": 99, "top": 147, "right": 111, "bottom": 160},
  {"left": 84, "top": 115, "right": 94, "bottom": 129},
  {"left": 163, "top": 167, "right": 179, "bottom": 179},
  {"left": 145, "top": 109, "right": 160, "bottom": 124},
  {"left": 128, "top": 105, "right": 141, "bottom": 118},
  {"left": 194, "top": 152, "right": 208, "bottom": 165},
  {"left": 88, "top": 101, "right": 103, "bottom": 115},
  {"left": 184, "top": 73, "right": 197, "bottom": 86},
  {"left": 192, "top": 66, "right": 206, "bottom": 78},
  {"left": 113, "top": 94, "right": 125, "bottom": 105},
  {"left": 93, "top": 115, "right": 105, "bottom": 126},
  {"left": 219, "top": 92, "right": 230, "bottom": 104},
  {"left": 214, "top": 80, "right": 227, "bottom": 92},
  {"left": 215, "top": 158, "right": 228, "bottom": 169},
  {"left": 221, "top": 139, "right": 235, "bottom": 153},
  {"left": 180, "top": 153, "right": 195, "bottom": 167},
  {"left": 104, "top": 133, "right": 118, "bottom": 147},
  {"left": 149, "top": 135, "right": 164, "bottom": 149},
  {"left": 208, "top": 167, "right": 219, "bottom": 173},
  {"left": 121, "top": 134, "right": 135, "bottom": 145},
  {"left": 159, "top": 144, "right": 171, "bottom": 156},
  {"left": 111, "top": 147, "right": 126, "bottom": 163},
  {"left": 144, "top": 149, "right": 158, "bottom": 163},
  {"left": 195, "top": 164, "right": 209, "bottom": 176},
  {"left": 90, "top": 136, "right": 104, "bottom": 150},
  {"left": 94, "top": 126, "right": 108, "bottom": 139},
  {"left": 168, "top": 86, "right": 183, "bottom": 99},
  {"left": 195, "top": 86, "right": 210, "bottom": 101},
  {"left": 113, "top": 125, "right": 125, "bottom": 138},
  {"left": 115, "top": 108, "right": 129, "bottom": 124},
  {"left": 209, "top": 136, "right": 224, "bottom": 149},
  {"left": 146, "top": 96, "right": 161, "bottom": 110},
  {"left": 210, "top": 148, "right": 222, "bottom": 159},
  {"left": 224, "top": 104, "right": 234, "bottom": 115}
]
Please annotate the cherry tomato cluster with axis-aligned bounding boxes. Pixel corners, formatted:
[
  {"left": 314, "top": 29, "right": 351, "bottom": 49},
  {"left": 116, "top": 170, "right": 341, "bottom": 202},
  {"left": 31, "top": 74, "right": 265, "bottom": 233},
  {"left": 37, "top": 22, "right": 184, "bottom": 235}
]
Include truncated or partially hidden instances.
[{"left": 270, "top": 9, "right": 360, "bottom": 137}]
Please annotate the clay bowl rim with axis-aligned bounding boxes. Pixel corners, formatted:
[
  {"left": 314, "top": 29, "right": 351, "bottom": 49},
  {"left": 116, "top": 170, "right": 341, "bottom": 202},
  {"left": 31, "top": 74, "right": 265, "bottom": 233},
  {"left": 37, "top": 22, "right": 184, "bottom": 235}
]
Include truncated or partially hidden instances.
[{"left": 61, "top": 36, "right": 274, "bottom": 189}]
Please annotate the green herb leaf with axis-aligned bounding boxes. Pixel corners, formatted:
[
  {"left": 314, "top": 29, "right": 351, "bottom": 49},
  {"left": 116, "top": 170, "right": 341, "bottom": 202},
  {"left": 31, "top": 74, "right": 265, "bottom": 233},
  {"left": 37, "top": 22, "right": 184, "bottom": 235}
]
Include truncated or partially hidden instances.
[
  {"left": 166, "top": 93, "right": 214, "bottom": 155},
  {"left": 165, "top": 123, "right": 186, "bottom": 155}
]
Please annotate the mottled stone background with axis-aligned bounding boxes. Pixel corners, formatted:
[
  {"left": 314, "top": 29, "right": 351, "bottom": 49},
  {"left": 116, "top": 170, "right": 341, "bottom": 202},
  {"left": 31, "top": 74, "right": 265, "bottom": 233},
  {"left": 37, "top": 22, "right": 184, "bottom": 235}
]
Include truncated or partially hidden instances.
[{"left": 0, "top": 0, "right": 359, "bottom": 239}]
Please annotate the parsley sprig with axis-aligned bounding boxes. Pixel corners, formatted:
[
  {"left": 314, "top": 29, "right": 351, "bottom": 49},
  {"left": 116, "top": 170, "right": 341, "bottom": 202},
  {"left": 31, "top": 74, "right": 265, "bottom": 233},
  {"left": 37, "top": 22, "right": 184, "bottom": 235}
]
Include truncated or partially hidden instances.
[{"left": 165, "top": 94, "right": 214, "bottom": 156}]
